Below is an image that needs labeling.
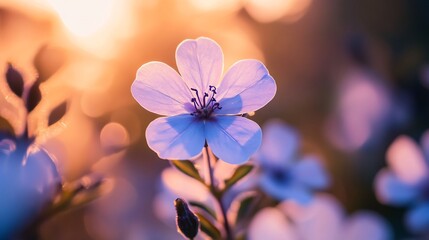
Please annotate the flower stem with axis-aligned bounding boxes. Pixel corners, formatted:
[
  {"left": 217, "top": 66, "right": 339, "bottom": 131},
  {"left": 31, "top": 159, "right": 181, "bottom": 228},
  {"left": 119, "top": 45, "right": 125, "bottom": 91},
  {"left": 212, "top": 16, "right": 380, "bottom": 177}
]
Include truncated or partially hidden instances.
[
  {"left": 204, "top": 145, "right": 233, "bottom": 240},
  {"left": 204, "top": 144, "right": 215, "bottom": 192}
]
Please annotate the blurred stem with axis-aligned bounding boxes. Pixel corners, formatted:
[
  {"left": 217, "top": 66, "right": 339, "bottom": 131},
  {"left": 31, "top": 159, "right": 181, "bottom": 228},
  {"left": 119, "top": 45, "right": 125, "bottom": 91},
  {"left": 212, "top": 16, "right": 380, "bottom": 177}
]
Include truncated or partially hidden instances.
[{"left": 204, "top": 145, "right": 233, "bottom": 240}]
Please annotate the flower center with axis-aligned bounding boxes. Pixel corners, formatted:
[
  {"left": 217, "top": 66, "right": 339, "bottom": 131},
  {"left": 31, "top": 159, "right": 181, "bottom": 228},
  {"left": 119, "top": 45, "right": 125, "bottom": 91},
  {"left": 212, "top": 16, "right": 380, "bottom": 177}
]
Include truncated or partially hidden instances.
[
  {"left": 270, "top": 167, "right": 291, "bottom": 184},
  {"left": 190, "top": 85, "right": 222, "bottom": 119}
]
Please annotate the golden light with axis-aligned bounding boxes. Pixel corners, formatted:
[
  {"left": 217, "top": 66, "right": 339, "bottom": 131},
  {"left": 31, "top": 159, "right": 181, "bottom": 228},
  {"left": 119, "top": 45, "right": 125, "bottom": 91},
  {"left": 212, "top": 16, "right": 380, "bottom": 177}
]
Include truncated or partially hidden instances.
[
  {"left": 186, "top": 0, "right": 242, "bottom": 13},
  {"left": 45, "top": 0, "right": 115, "bottom": 38},
  {"left": 245, "top": 0, "right": 312, "bottom": 23},
  {"left": 44, "top": 0, "right": 135, "bottom": 59}
]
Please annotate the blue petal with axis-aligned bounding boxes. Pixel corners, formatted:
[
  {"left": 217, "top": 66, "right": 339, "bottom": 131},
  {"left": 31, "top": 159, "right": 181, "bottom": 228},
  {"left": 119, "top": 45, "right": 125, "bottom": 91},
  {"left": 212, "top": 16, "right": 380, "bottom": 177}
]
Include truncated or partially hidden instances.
[
  {"left": 374, "top": 169, "right": 419, "bottom": 205},
  {"left": 131, "top": 62, "right": 193, "bottom": 116},
  {"left": 291, "top": 156, "right": 330, "bottom": 189},
  {"left": 216, "top": 60, "right": 276, "bottom": 115},
  {"left": 0, "top": 146, "right": 60, "bottom": 238},
  {"left": 260, "top": 172, "right": 312, "bottom": 204},
  {"left": 146, "top": 115, "right": 205, "bottom": 160},
  {"left": 176, "top": 37, "right": 223, "bottom": 93},
  {"left": 256, "top": 120, "right": 300, "bottom": 166},
  {"left": 406, "top": 202, "right": 429, "bottom": 233},
  {"left": 23, "top": 146, "right": 61, "bottom": 197},
  {"left": 205, "top": 116, "right": 262, "bottom": 164}
]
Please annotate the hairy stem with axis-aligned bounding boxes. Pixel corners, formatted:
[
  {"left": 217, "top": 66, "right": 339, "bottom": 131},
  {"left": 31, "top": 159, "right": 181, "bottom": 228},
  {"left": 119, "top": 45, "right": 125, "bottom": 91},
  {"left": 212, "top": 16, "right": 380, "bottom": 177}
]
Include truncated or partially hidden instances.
[{"left": 204, "top": 145, "right": 233, "bottom": 240}]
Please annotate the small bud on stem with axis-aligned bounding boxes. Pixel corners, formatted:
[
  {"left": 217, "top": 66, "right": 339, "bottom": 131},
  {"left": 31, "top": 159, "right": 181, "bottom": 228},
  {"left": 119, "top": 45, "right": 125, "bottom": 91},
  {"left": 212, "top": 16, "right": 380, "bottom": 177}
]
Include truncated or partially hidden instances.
[{"left": 174, "top": 198, "right": 200, "bottom": 240}]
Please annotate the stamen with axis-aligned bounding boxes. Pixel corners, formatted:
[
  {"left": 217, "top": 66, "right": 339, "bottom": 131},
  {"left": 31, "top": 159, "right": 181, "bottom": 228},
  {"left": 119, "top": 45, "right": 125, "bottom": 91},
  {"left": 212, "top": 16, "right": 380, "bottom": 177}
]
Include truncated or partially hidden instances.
[
  {"left": 203, "top": 92, "right": 209, "bottom": 107},
  {"left": 209, "top": 85, "right": 217, "bottom": 94},
  {"left": 189, "top": 86, "right": 222, "bottom": 119},
  {"left": 190, "top": 88, "right": 203, "bottom": 107}
]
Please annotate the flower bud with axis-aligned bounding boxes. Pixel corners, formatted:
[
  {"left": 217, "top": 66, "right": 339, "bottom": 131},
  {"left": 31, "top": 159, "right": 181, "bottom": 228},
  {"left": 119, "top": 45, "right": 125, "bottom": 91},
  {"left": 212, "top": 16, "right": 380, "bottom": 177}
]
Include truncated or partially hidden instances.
[{"left": 174, "top": 198, "right": 199, "bottom": 239}]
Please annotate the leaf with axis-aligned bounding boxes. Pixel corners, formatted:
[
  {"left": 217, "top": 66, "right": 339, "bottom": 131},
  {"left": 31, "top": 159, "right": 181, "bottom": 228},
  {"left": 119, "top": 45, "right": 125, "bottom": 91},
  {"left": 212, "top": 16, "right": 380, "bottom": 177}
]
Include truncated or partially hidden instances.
[
  {"left": 26, "top": 78, "right": 42, "bottom": 112},
  {"left": 48, "top": 101, "right": 67, "bottom": 126},
  {"left": 171, "top": 160, "right": 204, "bottom": 183},
  {"left": 235, "top": 195, "right": 257, "bottom": 224},
  {"left": 189, "top": 200, "right": 217, "bottom": 219},
  {"left": 196, "top": 213, "right": 221, "bottom": 240},
  {"left": 224, "top": 165, "right": 253, "bottom": 190},
  {"left": 5, "top": 63, "right": 24, "bottom": 97}
]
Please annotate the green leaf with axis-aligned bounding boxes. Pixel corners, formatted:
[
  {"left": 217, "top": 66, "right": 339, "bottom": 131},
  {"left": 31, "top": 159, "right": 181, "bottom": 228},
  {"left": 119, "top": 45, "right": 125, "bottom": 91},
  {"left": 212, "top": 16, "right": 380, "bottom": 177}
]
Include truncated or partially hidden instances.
[
  {"left": 224, "top": 165, "right": 253, "bottom": 190},
  {"left": 235, "top": 195, "right": 257, "bottom": 224},
  {"left": 196, "top": 213, "right": 222, "bottom": 240},
  {"left": 171, "top": 160, "right": 204, "bottom": 183},
  {"left": 189, "top": 200, "right": 217, "bottom": 219}
]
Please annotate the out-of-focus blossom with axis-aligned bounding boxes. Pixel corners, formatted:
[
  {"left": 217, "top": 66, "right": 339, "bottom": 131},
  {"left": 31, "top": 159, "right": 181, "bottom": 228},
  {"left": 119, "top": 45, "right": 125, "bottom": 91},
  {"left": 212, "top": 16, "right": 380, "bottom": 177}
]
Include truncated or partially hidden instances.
[
  {"left": 131, "top": 37, "right": 276, "bottom": 164},
  {"left": 325, "top": 68, "right": 398, "bottom": 152},
  {"left": 0, "top": 138, "right": 61, "bottom": 239},
  {"left": 248, "top": 207, "right": 297, "bottom": 240},
  {"left": 375, "top": 134, "right": 429, "bottom": 233},
  {"left": 254, "top": 120, "right": 329, "bottom": 204},
  {"left": 248, "top": 194, "right": 392, "bottom": 240}
]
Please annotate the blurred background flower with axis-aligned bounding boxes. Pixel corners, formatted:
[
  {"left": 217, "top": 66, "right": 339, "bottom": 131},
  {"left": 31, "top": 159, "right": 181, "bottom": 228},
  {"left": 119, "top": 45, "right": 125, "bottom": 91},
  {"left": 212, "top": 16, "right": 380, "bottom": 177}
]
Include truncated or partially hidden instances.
[
  {"left": 375, "top": 133, "right": 429, "bottom": 235},
  {"left": 255, "top": 120, "right": 329, "bottom": 204},
  {"left": 248, "top": 194, "right": 392, "bottom": 240}
]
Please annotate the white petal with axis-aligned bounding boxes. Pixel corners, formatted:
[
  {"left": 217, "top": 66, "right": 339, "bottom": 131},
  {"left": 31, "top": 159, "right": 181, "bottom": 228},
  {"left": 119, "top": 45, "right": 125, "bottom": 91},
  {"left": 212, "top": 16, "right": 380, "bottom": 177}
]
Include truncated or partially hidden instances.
[
  {"left": 205, "top": 116, "right": 262, "bottom": 164},
  {"left": 291, "top": 155, "right": 329, "bottom": 189},
  {"left": 216, "top": 60, "right": 276, "bottom": 114},
  {"left": 387, "top": 135, "right": 428, "bottom": 184},
  {"left": 145, "top": 115, "right": 205, "bottom": 160},
  {"left": 248, "top": 207, "right": 297, "bottom": 240},
  {"left": 374, "top": 169, "right": 418, "bottom": 205},
  {"left": 176, "top": 37, "right": 223, "bottom": 93},
  {"left": 343, "top": 212, "right": 392, "bottom": 240},
  {"left": 256, "top": 120, "right": 300, "bottom": 166},
  {"left": 131, "top": 62, "right": 193, "bottom": 116},
  {"left": 406, "top": 203, "right": 429, "bottom": 233}
]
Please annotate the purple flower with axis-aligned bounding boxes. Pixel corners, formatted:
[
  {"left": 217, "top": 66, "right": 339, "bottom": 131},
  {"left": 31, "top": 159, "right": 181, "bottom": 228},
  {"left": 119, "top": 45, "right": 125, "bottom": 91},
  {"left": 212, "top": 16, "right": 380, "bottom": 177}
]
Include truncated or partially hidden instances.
[
  {"left": 131, "top": 37, "right": 276, "bottom": 164},
  {"left": 375, "top": 133, "right": 429, "bottom": 233},
  {"left": 255, "top": 120, "right": 329, "bottom": 204}
]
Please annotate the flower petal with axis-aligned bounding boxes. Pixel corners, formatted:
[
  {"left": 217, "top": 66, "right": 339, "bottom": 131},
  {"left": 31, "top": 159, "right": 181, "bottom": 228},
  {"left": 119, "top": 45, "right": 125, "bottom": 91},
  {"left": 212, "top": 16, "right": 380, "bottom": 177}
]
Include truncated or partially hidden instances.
[
  {"left": 291, "top": 155, "right": 330, "bottom": 189},
  {"left": 131, "top": 62, "right": 193, "bottom": 116},
  {"left": 216, "top": 60, "right": 276, "bottom": 114},
  {"left": 248, "top": 207, "right": 297, "bottom": 240},
  {"left": 406, "top": 203, "right": 429, "bottom": 233},
  {"left": 23, "top": 146, "right": 61, "bottom": 198},
  {"left": 205, "top": 116, "right": 262, "bottom": 164},
  {"left": 387, "top": 135, "right": 428, "bottom": 184},
  {"left": 256, "top": 120, "right": 300, "bottom": 166},
  {"left": 176, "top": 37, "right": 223, "bottom": 93},
  {"left": 343, "top": 212, "right": 392, "bottom": 240},
  {"left": 145, "top": 115, "right": 205, "bottom": 160},
  {"left": 374, "top": 169, "right": 419, "bottom": 205},
  {"left": 280, "top": 194, "right": 344, "bottom": 240},
  {"left": 260, "top": 172, "right": 313, "bottom": 204}
]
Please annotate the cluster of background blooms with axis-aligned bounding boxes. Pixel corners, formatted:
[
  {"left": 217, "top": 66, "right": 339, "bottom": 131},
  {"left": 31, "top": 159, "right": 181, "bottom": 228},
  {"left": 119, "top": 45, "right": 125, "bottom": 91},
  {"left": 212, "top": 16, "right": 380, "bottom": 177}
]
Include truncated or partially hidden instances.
[{"left": 0, "top": 61, "right": 129, "bottom": 239}]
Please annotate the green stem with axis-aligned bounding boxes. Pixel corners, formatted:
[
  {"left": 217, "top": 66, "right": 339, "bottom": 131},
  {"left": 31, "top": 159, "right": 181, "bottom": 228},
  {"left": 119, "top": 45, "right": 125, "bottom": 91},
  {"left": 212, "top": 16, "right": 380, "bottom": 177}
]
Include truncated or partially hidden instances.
[{"left": 204, "top": 145, "right": 233, "bottom": 240}]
